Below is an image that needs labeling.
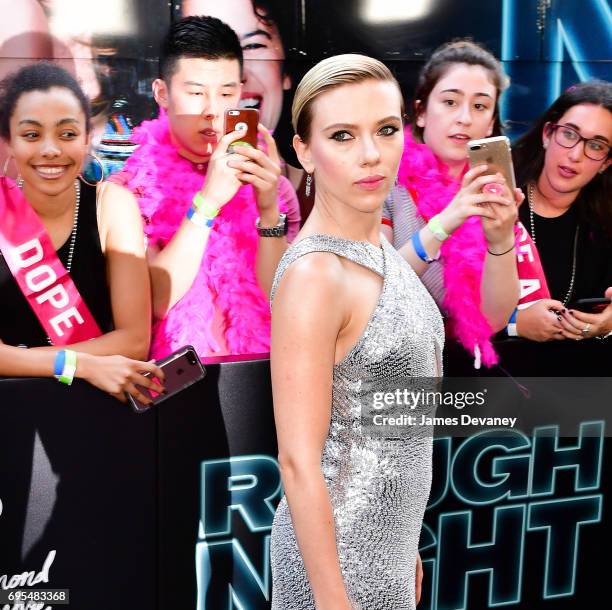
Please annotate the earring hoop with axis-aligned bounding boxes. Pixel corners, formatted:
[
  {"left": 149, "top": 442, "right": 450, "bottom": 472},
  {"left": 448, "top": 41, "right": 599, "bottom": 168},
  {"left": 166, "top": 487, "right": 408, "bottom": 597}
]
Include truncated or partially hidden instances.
[
  {"left": 79, "top": 152, "right": 105, "bottom": 187},
  {"left": 1, "top": 155, "right": 16, "bottom": 177}
]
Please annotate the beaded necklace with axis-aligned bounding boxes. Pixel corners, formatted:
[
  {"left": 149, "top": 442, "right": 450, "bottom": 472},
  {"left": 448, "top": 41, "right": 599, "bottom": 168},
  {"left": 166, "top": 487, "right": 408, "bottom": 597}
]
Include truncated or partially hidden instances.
[{"left": 527, "top": 182, "right": 578, "bottom": 306}]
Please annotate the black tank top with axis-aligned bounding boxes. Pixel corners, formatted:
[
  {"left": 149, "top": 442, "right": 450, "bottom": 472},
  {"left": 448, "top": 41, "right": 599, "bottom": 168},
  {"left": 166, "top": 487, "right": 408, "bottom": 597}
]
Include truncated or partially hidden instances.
[{"left": 0, "top": 182, "right": 114, "bottom": 347}]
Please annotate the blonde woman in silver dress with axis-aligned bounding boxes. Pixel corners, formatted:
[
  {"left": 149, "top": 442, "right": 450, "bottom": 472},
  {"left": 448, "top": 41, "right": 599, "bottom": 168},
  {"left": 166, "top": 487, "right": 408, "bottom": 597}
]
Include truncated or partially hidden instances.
[{"left": 269, "top": 54, "right": 515, "bottom": 610}]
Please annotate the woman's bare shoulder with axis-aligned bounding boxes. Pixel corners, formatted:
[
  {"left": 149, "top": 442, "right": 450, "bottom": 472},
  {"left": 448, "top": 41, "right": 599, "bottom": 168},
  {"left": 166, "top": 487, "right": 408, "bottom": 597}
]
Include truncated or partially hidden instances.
[{"left": 272, "top": 250, "right": 348, "bottom": 329}]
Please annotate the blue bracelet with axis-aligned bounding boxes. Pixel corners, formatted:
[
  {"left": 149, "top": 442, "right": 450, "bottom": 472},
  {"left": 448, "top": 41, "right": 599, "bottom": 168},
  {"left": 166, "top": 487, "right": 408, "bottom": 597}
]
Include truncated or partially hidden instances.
[
  {"left": 53, "top": 350, "right": 66, "bottom": 377},
  {"left": 186, "top": 206, "right": 215, "bottom": 229},
  {"left": 506, "top": 308, "right": 519, "bottom": 337},
  {"left": 411, "top": 231, "right": 438, "bottom": 264}
]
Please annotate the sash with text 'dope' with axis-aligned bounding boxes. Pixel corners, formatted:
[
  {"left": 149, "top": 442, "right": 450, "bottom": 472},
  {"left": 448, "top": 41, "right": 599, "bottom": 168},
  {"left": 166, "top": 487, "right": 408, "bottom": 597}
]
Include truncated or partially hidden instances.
[{"left": 0, "top": 176, "right": 102, "bottom": 345}]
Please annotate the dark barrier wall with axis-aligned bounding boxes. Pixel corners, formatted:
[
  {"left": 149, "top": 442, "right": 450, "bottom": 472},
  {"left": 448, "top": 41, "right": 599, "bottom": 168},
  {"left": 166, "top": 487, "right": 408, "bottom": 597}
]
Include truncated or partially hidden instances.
[{"left": 1, "top": 355, "right": 610, "bottom": 610}]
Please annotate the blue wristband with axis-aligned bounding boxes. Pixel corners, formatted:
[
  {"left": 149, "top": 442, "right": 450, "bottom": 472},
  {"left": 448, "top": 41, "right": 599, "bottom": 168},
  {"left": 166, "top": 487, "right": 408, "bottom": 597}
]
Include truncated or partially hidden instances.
[
  {"left": 53, "top": 350, "right": 66, "bottom": 377},
  {"left": 186, "top": 206, "right": 215, "bottom": 229},
  {"left": 411, "top": 231, "right": 438, "bottom": 264},
  {"left": 506, "top": 308, "right": 519, "bottom": 337}
]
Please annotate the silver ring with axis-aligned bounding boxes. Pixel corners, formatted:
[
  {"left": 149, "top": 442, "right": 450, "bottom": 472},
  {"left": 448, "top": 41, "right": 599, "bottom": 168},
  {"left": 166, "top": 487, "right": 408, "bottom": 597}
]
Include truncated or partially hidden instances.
[{"left": 581, "top": 323, "right": 591, "bottom": 337}]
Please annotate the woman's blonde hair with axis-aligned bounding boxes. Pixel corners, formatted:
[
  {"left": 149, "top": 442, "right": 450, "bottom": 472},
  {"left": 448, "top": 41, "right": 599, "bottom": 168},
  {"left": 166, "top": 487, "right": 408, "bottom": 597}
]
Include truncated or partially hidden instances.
[{"left": 292, "top": 53, "right": 403, "bottom": 142}]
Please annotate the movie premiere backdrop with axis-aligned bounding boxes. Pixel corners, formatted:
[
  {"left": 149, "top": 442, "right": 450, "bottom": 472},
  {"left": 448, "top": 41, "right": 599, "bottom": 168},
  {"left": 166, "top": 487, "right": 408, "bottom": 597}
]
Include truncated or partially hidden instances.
[{"left": 1, "top": 1, "right": 611, "bottom": 610}]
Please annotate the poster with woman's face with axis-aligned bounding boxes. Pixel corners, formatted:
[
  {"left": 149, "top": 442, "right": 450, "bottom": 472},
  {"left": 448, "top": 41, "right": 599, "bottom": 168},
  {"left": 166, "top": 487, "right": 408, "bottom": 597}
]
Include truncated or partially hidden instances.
[{"left": 181, "top": 0, "right": 292, "bottom": 133}]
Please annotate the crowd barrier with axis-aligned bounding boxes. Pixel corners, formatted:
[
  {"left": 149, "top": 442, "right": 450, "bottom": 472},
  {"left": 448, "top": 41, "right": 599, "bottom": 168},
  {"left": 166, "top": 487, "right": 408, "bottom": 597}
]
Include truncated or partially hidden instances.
[{"left": 1, "top": 340, "right": 610, "bottom": 610}]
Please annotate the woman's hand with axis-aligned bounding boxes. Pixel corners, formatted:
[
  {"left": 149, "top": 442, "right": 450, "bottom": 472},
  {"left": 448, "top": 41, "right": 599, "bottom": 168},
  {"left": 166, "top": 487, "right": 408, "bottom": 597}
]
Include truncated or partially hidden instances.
[
  {"left": 77, "top": 353, "right": 165, "bottom": 404},
  {"left": 416, "top": 552, "right": 423, "bottom": 605},
  {"left": 515, "top": 300, "right": 566, "bottom": 341},
  {"left": 558, "top": 288, "right": 612, "bottom": 340},
  {"left": 480, "top": 185, "right": 523, "bottom": 250},
  {"left": 437, "top": 166, "right": 514, "bottom": 235}
]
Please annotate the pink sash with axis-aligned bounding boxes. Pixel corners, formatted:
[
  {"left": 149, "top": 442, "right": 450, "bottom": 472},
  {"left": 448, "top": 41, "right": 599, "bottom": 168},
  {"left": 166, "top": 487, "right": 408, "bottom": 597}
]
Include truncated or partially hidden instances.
[
  {"left": 515, "top": 221, "right": 551, "bottom": 308},
  {"left": 0, "top": 177, "right": 102, "bottom": 344}
]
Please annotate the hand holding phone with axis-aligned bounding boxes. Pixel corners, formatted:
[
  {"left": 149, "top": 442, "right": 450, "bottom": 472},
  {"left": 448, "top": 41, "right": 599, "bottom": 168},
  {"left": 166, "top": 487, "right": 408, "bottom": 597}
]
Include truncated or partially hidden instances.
[
  {"left": 567, "top": 298, "right": 612, "bottom": 313},
  {"left": 223, "top": 109, "right": 282, "bottom": 213},
  {"left": 224, "top": 108, "right": 259, "bottom": 151},
  {"left": 468, "top": 136, "right": 517, "bottom": 191},
  {"left": 128, "top": 346, "right": 206, "bottom": 413}
]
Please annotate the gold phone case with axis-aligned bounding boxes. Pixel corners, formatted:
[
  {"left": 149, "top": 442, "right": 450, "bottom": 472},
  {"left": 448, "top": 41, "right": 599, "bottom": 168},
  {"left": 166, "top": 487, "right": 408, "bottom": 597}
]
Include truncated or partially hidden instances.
[{"left": 468, "top": 136, "right": 516, "bottom": 190}]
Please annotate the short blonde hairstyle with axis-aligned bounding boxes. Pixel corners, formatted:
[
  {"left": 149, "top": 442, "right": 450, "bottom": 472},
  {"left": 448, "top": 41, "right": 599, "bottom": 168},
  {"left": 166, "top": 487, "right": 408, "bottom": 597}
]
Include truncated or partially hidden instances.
[{"left": 292, "top": 53, "right": 403, "bottom": 142}]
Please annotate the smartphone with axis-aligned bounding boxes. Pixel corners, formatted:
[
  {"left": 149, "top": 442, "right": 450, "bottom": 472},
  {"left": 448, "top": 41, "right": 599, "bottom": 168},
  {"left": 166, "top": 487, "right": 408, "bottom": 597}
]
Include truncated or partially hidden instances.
[
  {"left": 224, "top": 108, "right": 259, "bottom": 150},
  {"left": 468, "top": 136, "right": 517, "bottom": 191},
  {"left": 566, "top": 298, "right": 611, "bottom": 313},
  {"left": 128, "top": 345, "right": 206, "bottom": 413}
]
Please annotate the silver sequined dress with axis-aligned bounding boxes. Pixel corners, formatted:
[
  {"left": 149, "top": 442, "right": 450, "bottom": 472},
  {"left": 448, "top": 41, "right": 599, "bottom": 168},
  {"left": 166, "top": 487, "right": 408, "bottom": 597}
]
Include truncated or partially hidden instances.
[{"left": 269, "top": 234, "right": 444, "bottom": 610}]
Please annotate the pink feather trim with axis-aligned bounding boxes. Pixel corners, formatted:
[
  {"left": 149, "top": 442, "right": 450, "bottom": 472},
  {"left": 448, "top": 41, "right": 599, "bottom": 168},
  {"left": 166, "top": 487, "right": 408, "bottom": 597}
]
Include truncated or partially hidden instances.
[
  {"left": 117, "top": 111, "right": 288, "bottom": 359},
  {"left": 397, "top": 126, "right": 498, "bottom": 366}
]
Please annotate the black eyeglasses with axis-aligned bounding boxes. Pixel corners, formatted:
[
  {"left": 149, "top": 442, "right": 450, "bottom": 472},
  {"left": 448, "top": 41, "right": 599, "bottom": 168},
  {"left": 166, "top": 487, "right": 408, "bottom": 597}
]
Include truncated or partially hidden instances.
[{"left": 548, "top": 123, "right": 611, "bottom": 161}]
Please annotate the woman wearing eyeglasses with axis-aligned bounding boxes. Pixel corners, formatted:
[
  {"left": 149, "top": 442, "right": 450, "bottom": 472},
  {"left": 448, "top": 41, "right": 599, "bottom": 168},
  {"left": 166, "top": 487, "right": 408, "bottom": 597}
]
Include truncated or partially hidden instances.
[{"left": 512, "top": 80, "right": 612, "bottom": 342}]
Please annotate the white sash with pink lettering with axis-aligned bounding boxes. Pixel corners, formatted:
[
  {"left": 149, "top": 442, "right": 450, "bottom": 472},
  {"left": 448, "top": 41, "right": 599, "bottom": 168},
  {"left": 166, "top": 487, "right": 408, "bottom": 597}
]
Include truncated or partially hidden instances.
[{"left": 0, "top": 177, "right": 102, "bottom": 344}]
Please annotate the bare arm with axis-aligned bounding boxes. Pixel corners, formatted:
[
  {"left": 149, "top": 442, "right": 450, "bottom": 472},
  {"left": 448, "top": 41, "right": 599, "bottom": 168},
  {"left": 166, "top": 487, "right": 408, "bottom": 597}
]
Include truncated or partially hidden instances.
[
  {"left": 271, "top": 254, "right": 352, "bottom": 610},
  {"left": 479, "top": 186, "right": 523, "bottom": 332},
  {"left": 381, "top": 221, "right": 436, "bottom": 277},
  {"left": 480, "top": 238, "right": 520, "bottom": 332},
  {"left": 29, "top": 182, "right": 152, "bottom": 360}
]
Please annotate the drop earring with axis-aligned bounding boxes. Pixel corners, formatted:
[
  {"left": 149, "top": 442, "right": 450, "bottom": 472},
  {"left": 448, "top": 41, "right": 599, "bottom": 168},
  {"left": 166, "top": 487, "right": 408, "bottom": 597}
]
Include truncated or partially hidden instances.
[
  {"left": 305, "top": 173, "right": 312, "bottom": 197},
  {"left": 1, "top": 155, "right": 15, "bottom": 177}
]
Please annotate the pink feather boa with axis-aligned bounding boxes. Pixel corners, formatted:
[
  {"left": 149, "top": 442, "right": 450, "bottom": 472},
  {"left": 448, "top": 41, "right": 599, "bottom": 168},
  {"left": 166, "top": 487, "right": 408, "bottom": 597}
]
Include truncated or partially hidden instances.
[
  {"left": 397, "top": 127, "right": 498, "bottom": 367},
  {"left": 117, "top": 112, "right": 288, "bottom": 359}
]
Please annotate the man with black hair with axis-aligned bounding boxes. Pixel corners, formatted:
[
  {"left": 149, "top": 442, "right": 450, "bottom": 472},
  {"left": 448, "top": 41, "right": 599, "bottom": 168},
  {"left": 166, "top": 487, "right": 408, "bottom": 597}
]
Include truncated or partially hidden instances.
[
  {"left": 113, "top": 16, "right": 299, "bottom": 359},
  {"left": 181, "top": 0, "right": 311, "bottom": 215}
]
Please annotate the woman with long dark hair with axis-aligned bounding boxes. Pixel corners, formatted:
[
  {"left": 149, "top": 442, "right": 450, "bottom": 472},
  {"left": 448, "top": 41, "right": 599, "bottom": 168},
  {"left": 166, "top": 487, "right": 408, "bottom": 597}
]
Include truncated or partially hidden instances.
[{"left": 512, "top": 80, "right": 612, "bottom": 342}]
